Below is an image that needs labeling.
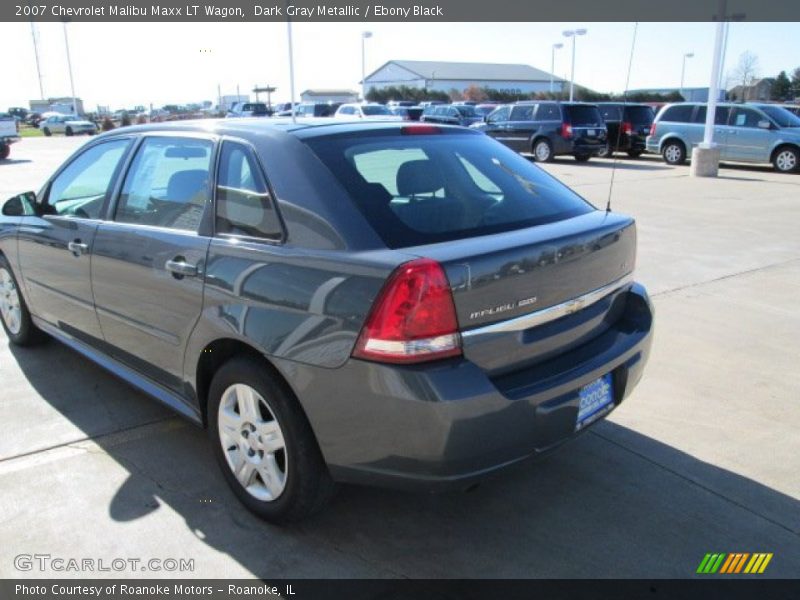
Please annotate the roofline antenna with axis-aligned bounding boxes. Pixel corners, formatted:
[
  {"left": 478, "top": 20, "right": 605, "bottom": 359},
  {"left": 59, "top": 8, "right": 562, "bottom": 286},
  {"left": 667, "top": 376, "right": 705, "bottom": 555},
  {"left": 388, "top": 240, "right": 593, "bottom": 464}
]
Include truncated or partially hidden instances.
[{"left": 606, "top": 21, "right": 639, "bottom": 213}]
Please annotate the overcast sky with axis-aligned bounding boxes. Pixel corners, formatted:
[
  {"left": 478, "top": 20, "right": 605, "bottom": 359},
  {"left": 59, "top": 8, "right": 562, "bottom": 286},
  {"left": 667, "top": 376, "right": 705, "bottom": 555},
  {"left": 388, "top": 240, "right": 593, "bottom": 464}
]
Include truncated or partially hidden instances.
[{"left": 1, "top": 21, "right": 798, "bottom": 110}]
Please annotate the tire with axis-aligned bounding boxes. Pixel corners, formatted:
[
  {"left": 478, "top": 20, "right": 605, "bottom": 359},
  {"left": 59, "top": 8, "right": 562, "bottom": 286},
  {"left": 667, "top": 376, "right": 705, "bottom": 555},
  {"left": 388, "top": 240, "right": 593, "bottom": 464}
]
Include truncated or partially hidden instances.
[
  {"left": 597, "top": 145, "right": 613, "bottom": 158},
  {"left": 532, "top": 138, "right": 553, "bottom": 163},
  {"left": 43, "top": 127, "right": 51, "bottom": 137},
  {"left": 772, "top": 146, "right": 799, "bottom": 173},
  {"left": 208, "top": 356, "right": 336, "bottom": 523},
  {"left": 662, "top": 140, "right": 686, "bottom": 165},
  {"left": 0, "top": 144, "right": 9, "bottom": 160},
  {"left": 65, "top": 127, "right": 73, "bottom": 137},
  {"left": 0, "top": 255, "right": 45, "bottom": 346},
  {"left": 574, "top": 154, "right": 591, "bottom": 163},
  {"left": 627, "top": 149, "right": 643, "bottom": 158}
]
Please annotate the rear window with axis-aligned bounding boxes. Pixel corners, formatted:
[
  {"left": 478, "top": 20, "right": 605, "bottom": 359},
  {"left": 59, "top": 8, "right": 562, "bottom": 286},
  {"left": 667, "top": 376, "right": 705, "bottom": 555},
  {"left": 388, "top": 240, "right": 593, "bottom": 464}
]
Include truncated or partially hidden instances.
[
  {"left": 454, "top": 105, "right": 478, "bottom": 117},
  {"left": 564, "top": 105, "right": 603, "bottom": 127},
  {"left": 304, "top": 132, "right": 593, "bottom": 248},
  {"left": 243, "top": 103, "right": 268, "bottom": 114},
  {"left": 599, "top": 106, "right": 622, "bottom": 121},
  {"left": 623, "top": 105, "right": 655, "bottom": 123},
  {"left": 362, "top": 105, "right": 392, "bottom": 116},
  {"left": 660, "top": 105, "right": 695, "bottom": 123}
]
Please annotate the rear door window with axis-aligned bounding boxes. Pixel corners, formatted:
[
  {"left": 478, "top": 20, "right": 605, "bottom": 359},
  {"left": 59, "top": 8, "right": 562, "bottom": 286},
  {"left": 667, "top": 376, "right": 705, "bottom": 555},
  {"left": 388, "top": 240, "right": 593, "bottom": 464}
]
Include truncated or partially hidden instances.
[
  {"left": 693, "top": 106, "right": 730, "bottom": 125},
  {"left": 660, "top": 105, "right": 695, "bottom": 123},
  {"left": 115, "top": 136, "right": 213, "bottom": 231},
  {"left": 510, "top": 105, "right": 535, "bottom": 121},
  {"left": 304, "top": 132, "right": 593, "bottom": 248}
]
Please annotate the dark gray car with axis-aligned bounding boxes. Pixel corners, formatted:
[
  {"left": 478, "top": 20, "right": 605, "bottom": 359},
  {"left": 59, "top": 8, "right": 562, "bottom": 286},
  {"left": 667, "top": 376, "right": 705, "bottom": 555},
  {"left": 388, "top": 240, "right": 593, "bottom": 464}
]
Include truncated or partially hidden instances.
[{"left": 0, "top": 119, "right": 653, "bottom": 522}]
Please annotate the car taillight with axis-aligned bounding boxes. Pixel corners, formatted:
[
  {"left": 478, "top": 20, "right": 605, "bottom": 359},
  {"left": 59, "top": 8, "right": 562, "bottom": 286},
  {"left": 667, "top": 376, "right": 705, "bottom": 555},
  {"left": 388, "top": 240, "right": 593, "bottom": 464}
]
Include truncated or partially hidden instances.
[
  {"left": 560, "top": 123, "right": 573, "bottom": 139},
  {"left": 401, "top": 125, "right": 441, "bottom": 135},
  {"left": 353, "top": 258, "right": 462, "bottom": 364},
  {"left": 649, "top": 122, "right": 656, "bottom": 137},
  {"left": 622, "top": 121, "right": 633, "bottom": 135}
]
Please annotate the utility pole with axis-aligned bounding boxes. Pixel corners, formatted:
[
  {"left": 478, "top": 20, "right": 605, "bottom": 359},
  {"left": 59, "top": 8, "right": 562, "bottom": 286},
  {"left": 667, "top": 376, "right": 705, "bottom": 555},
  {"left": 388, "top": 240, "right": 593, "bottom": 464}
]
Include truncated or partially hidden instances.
[
  {"left": 62, "top": 21, "right": 78, "bottom": 115},
  {"left": 30, "top": 22, "right": 45, "bottom": 99}
]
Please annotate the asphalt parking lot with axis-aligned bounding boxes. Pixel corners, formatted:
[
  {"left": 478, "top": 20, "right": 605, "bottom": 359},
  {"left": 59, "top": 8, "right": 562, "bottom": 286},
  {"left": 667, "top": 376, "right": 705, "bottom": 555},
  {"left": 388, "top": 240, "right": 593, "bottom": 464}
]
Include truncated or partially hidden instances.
[{"left": 1, "top": 136, "right": 798, "bottom": 578}]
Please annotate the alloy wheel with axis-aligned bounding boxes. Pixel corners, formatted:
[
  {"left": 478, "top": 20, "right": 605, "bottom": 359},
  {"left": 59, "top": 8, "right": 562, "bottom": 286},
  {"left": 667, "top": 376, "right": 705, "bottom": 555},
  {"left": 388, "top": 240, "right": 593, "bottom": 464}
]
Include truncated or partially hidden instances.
[
  {"left": 0, "top": 268, "right": 22, "bottom": 335},
  {"left": 217, "top": 383, "right": 288, "bottom": 502},
  {"left": 664, "top": 145, "right": 682, "bottom": 163},
  {"left": 775, "top": 149, "right": 797, "bottom": 172},
  {"left": 534, "top": 141, "right": 551, "bottom": 161}
]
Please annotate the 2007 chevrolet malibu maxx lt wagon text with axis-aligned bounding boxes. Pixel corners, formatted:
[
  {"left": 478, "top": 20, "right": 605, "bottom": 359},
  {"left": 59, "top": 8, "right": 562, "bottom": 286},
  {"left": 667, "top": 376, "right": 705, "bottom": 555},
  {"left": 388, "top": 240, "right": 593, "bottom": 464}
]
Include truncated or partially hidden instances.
[{"left": 0, "top": 119, "right": 653, "bottom": 522}]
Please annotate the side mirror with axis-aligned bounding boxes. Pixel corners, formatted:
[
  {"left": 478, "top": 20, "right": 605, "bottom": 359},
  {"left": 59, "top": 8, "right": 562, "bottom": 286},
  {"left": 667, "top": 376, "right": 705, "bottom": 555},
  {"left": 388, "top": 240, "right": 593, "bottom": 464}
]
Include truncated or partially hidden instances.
[
  {"left": 2, "top": 191, "right": 36, "bottom": 217},
  {"left": 757, "top": 120, "right": 772, "bottom": 130}
]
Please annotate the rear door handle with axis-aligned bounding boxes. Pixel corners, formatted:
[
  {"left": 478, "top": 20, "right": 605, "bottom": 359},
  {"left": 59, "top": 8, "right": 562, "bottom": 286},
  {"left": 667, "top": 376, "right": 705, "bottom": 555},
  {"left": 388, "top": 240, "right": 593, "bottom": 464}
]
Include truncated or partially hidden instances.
[
  {"left": 67, "top": 240, "right": 89, "bottom": 256},
  {"left": 165, "top": 258, "right": 198, "bottom": 279}
]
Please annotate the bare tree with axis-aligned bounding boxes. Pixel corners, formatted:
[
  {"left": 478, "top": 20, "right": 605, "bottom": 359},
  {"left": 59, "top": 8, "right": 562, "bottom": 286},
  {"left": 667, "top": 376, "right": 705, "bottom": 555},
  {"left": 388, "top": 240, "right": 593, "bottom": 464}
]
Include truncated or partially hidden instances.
[{"left": 729, "top": 51, "right": 760, "bottom": 100}]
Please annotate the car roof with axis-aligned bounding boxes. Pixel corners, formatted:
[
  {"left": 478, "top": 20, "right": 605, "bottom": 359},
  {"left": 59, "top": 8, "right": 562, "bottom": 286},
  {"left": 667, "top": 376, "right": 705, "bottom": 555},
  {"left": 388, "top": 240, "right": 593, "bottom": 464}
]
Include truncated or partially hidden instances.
[{"left": 91, "top": 118, "right": 480, "bottom": 142}]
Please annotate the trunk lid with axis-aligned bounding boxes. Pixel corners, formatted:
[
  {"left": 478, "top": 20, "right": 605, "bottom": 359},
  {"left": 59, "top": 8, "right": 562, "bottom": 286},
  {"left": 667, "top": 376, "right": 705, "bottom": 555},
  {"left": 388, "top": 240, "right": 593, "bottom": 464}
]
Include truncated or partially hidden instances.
[{"left": 411, "top": 211, "right": 636, "bottom": 376}]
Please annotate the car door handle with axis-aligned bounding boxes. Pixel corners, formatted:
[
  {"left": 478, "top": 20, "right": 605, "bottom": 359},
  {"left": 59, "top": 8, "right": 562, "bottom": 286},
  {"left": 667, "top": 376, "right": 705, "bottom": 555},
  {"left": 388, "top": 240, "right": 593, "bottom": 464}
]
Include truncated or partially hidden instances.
[
  {"left": 67, "top": 240, "right": 89, "bottom": 256},
  {"left": 165, "top": 258, "right": 198, "bottom": 279}
]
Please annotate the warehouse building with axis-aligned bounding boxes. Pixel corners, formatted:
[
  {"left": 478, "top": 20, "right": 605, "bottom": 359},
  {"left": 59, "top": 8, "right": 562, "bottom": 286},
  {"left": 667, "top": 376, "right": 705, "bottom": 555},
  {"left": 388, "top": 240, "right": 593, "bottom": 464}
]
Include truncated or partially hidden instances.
[{"left": 362, "top": 60, "right": 565, "bottom": 96}]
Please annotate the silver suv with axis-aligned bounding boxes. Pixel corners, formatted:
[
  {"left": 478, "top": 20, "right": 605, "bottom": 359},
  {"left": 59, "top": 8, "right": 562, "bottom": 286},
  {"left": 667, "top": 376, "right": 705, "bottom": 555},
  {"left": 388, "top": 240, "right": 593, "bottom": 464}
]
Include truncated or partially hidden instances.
[{"left": 646, "top": 102, "right": 800, "bottom": 173}]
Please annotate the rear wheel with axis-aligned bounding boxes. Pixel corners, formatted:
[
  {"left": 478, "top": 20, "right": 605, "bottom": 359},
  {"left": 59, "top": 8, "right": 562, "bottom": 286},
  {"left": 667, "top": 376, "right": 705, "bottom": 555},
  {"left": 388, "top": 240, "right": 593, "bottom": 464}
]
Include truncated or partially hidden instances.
[
  {"left": 208, "top": 356, "right": 335, "bottom": 523},
  {"left": 597, "top": 145, "right": 613, "bottom": 158},
  {"left": 662, "top": 140, "right": 686, "bottom": 165},
  {"left": 0, "top": 256, "right": 45, "bottom": 346},
  {"left": 574, "top": 154, "right": 591, "bottom": 163},
  {"left": 43, "top": 127, "right": 51, "bottom": 137},
  {"left": 532, "top": 138, "right": 553, "bottom": 162},
  {"left": 0, "top": 144, "right": 9, "bottom": 160},
  {"left": 627, "top": 149, "right": 643, "bottom": 158},
  {"left": 772, "top": 146, "right": 799, "bottom": 173}
]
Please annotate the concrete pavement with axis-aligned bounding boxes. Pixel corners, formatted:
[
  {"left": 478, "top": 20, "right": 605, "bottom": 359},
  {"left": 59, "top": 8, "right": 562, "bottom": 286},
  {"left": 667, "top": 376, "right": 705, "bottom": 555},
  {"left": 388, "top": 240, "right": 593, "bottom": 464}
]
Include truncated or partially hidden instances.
[{"left": 0, "top": 137, "right": 798, "bottom": 578}]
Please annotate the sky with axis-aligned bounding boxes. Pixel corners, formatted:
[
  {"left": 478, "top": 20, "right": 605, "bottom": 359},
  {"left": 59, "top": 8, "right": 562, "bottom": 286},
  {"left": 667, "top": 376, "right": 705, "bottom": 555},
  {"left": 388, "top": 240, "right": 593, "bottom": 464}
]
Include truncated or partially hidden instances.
[{"left": 1, "top": 20, "right": 798, "bottom": 111}]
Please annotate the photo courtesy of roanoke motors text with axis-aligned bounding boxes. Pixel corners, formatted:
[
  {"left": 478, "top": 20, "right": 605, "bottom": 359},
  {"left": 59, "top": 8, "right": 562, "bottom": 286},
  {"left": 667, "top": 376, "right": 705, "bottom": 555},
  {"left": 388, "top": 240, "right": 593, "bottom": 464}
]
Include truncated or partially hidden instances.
[{"left": 1, "top": 0, "right": 799, "bottom": 598}]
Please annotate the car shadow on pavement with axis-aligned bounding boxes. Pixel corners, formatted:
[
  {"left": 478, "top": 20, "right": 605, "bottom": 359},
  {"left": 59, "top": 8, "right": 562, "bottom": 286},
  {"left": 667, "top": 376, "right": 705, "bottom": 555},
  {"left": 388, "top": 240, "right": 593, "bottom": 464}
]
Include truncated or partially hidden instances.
[
  {"left": 0, "top": 159, "right": 33, "bottom": 166},
  {"left": 7, "top": 338, "right": 800, "bottom": 578}
]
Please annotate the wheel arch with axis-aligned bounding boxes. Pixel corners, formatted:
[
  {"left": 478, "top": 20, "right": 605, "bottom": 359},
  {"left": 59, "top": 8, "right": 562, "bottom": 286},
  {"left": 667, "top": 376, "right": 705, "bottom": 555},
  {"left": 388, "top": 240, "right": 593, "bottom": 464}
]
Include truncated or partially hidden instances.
[
  {"left": 770, "top": 142, "right": 799, "bottom": 164},
  {"left": 659, "top": 135, "right": 687, "bottom": 153}
]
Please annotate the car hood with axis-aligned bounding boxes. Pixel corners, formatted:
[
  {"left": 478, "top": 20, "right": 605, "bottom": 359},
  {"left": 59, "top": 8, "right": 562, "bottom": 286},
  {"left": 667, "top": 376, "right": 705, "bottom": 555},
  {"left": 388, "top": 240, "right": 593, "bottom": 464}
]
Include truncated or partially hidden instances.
[{"left": 66, "top": 120, "right": 95, "bottom": 126}]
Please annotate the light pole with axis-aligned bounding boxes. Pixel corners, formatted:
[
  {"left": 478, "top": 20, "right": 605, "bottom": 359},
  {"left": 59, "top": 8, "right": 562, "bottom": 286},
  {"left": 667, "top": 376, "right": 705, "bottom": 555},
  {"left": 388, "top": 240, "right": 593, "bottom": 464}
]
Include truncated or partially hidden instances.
[
  {"left": 550, "top": 43, "right": 563, "bottom": 95},
  {"left": 361, "top": 31, "right": 372, "bottom": 102},
  {"left": 62, "top": 21, "right": 78, "bottom": 116},
  {"left": 562, "top": 28, "right": 587, "bottom": 102},
  {"left": 679, "top": 52, "right": 694, "bottom": 100}
]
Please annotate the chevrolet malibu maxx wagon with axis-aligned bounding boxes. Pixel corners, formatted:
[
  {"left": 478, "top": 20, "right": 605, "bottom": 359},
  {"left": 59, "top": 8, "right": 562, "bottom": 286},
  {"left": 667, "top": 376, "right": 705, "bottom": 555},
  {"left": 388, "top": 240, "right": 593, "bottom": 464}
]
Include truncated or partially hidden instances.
[{"left": 0, "top": 119, "right": 653, "bottom": 522}]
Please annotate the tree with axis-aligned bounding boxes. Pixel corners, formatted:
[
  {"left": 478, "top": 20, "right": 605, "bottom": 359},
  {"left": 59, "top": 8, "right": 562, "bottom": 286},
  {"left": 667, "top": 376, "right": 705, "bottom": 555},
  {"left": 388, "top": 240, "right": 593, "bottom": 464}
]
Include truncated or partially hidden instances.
[
  {"left": 792, "top": 67, "right": 800, "bottom": 99},
  {"left": 730, "top": 51, "right": 760, "bottom": 100},
  {"left": 462, "top": 84, "right": 488, "bottom": 102},
  {"left": 772, "top": 71, "right": 792, "bottom": 100}
]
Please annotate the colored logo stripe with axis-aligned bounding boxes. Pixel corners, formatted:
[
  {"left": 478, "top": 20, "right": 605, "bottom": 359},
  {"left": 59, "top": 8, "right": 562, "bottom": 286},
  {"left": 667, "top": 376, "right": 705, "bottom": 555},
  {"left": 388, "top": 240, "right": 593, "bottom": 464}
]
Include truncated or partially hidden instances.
[{"left": 698, "top": 552, "right": 773, "bottom": 574}]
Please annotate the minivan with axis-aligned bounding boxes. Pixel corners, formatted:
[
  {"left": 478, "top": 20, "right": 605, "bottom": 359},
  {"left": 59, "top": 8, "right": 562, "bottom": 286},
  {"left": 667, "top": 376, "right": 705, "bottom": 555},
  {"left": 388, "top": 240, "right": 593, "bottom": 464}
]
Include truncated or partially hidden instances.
[
  {"left": 596, "top": 103, "right": 655, "bottom": 158},
  {"left": 477, "top": 102, "right": 607, "bottom": 162},
  {"left": 646, "top": 102, "right": 800, "bottom": 173}
]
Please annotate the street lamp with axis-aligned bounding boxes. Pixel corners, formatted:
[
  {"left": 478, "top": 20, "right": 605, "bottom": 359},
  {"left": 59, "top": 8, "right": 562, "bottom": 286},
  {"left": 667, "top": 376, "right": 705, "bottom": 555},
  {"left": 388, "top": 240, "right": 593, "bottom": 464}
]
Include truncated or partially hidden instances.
[
  {"left": 550, "top": 43, "right": 563, "bottom": 95},
  {"left": 361, "top": 31, "right": 373, "bottom": 102},
  {"left": 562, "top": 28, "right": 587, "bottom": 102},
  {"left": 680, "top": 52, "right": 694, "bottom": 100}
]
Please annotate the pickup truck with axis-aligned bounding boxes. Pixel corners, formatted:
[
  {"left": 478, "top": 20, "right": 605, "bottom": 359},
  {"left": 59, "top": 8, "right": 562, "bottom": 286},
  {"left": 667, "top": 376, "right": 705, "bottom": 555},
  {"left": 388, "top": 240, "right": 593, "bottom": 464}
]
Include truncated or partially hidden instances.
[{"left": 0, "top": 113, "right": 20, "bottom": 160}]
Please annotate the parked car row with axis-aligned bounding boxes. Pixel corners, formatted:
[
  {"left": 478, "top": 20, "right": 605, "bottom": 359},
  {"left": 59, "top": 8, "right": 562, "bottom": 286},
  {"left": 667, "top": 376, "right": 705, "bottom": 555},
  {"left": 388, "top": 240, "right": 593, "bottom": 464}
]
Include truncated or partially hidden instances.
[{"left": 0, "top": 112, "right": 21, "bottom": 160}]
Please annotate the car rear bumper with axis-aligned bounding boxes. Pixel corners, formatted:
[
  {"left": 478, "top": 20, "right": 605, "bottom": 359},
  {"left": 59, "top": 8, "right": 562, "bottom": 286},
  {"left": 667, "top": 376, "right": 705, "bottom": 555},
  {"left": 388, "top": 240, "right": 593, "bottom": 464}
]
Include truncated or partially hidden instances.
[{"left": 276, "top": 282, "right": 654, "bottom": 492}]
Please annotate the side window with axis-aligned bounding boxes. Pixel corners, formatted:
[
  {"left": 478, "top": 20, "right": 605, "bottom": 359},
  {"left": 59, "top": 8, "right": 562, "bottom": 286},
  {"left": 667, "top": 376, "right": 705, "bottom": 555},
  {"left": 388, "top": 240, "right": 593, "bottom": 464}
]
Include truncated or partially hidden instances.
[
  {"left": 694, "top": 106, "right": 731, "bottom": 125},
  {"left": 510, "top": 105, "right": 534, "bottom": 121},
  {"left": 45, "top": 139, "right": 130, "bottom": 218},
  {"left": 661, "top": 105, "right": 695, "bottom": 123},
  {"left": 115, "top": 136, "right": 213, "bottom": 231},
  {"left": 216, "top": 142, "right": 282, "bottom": 240},
  {"left": 488, "top": 106, "right": 511, "bottom": 123},
  {"left": 730, "top": 108, "right": 761, "bottom": 128},
  {"left": 535, "top": 103, "right": 561, "bottom": 120},
  {"left": 448, "top": 108, "right": 459, "bottom": 118}
]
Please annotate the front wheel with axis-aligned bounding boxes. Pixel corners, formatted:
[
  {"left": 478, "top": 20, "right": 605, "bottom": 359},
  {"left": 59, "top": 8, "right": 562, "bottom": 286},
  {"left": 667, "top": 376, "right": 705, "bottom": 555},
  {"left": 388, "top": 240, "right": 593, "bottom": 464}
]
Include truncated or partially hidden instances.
[
  {"left": 597, "top": 145, "right": 613, "bottom": 158},
  {"left": 772, "top": 147, "right": 799, "bottom": 173},
  {"left": 0, "top": 256, "right": 45, "bottom": 346},
  {"left": 662, "top": 140, "right": 686, "bottom": 165},
  {"left": 43, "top": 127, "right": 51, "bottom": 137},
  {"left": 0, "top": 144, "right": 9, "bottom": 160},
  {"left": 65, "top": 127, "right": 74, "bottom": 136},
  {"left": 574, "top": 154, "right": 591, "bottom": 163},
  {"left": 532, "top": 138, "right": 553, "bottom": 163},
  {"left": 627, "top": 149, "right": 643, "bottom": 158},
  {"left": 208, "top": 356, "right": 336, "bottom": 523}
]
